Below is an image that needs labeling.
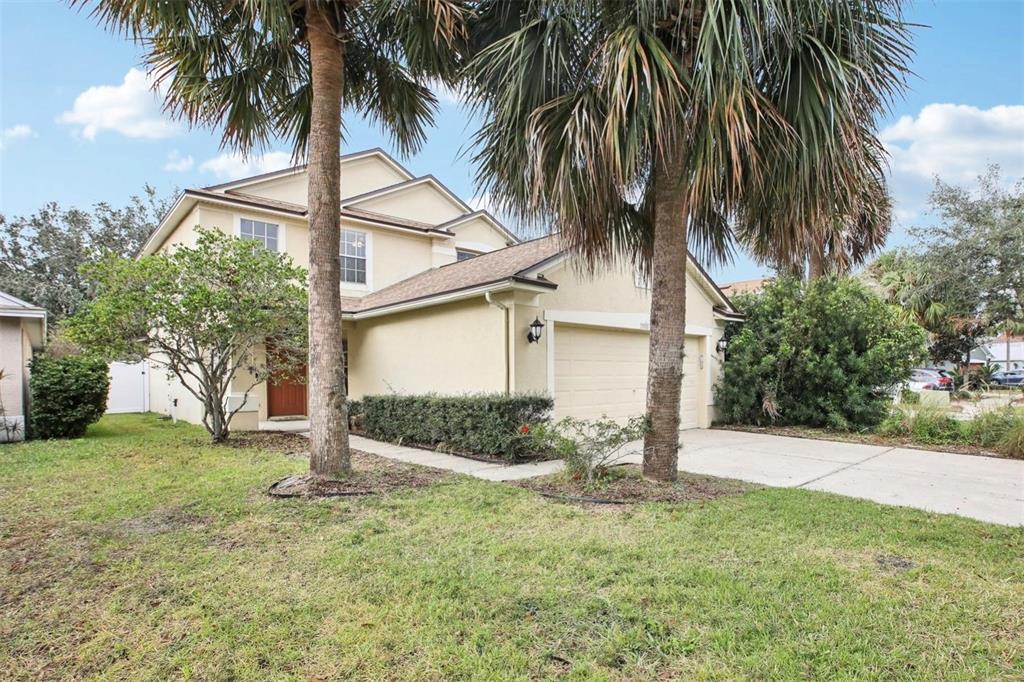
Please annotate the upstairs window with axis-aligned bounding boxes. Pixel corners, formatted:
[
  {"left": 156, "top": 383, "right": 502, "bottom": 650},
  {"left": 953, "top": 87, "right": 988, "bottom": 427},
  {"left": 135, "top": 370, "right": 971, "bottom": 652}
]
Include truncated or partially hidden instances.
[
  {"left": 240, "top": 218, "right": 279, "bottom": 251},
  {"left": 341, "top": 229, "right": 367, "bottom": 284},
  {"left": 456, "top": 249, "right": 480, "bottom": 262}
]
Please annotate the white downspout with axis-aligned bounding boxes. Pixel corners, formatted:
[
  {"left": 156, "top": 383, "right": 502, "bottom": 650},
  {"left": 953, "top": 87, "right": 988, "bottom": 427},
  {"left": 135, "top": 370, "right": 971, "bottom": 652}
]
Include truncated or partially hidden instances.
[{"left": 485, "top": 291, "right": 511, "bottom": 393}]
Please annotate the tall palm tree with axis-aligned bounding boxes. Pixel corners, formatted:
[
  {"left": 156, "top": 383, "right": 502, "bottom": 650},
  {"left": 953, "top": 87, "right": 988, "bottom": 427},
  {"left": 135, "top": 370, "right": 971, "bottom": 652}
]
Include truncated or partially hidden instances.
[
  {"left": 78, "top": 0, "right": 469, "bottom": 479},
  {"left": 468, "top": 0, "right": 911, "bottom": 480}
]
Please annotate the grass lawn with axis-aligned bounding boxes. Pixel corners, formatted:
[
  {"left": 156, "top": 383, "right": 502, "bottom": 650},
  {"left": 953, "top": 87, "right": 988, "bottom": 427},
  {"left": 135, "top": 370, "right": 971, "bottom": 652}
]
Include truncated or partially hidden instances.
[{"left": 2, "top": 415, "right": 1021, "bottom": 680}]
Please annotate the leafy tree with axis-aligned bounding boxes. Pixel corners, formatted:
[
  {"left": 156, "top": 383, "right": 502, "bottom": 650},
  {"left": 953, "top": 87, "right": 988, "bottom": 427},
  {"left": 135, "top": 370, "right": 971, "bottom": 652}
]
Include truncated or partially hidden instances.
[
  {"left": 67, "top": 229, "right": 308, "bottom": 443},
  {"left": 716, "top": 278, "right": 926, "bottom": 430},
  {"left": 467, "top": 1, "right": 911, "bottom": 479},
  {"left": 0, "top": 186, "right": 173, "bottom": 322},
  {"left": 872, "top": 167, "right": 1024, "bottom": 364},
  {"left": 79, "top": 0, "right": 469, "bottom": 479}
]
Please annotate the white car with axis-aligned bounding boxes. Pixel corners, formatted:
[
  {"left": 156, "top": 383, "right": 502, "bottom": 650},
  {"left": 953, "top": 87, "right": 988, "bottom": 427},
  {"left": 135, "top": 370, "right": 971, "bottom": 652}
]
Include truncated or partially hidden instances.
[{"left": 906, "top": 368, "right": 952, "bottom": 392}]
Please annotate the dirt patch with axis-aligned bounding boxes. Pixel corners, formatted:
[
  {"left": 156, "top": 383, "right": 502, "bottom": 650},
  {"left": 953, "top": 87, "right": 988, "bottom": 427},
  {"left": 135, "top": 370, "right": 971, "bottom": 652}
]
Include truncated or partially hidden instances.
[
  {"left": 118, "top": 505, "right": 210, "bottom": 535},
  {"left": 715, "top": 424, "right": 1009, "bottom": 458},
  {"left": 875, "top": 553, "right": 915, "bottom": 572},
  {"left": 220, "top": 431, "right": 310, "bottom": 456},
  {"left": 516, "top": 465, "right": 755, "bottom": 505},
  {"left": 268, "top": 449, "right": 449, "bottom": 498}
]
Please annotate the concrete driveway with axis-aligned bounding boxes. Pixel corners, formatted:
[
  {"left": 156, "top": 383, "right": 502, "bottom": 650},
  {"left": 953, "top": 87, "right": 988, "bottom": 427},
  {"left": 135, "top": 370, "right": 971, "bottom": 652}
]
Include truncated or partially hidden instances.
[{"left": 623, "top": 429, "right": 1023, "bottom": 526}]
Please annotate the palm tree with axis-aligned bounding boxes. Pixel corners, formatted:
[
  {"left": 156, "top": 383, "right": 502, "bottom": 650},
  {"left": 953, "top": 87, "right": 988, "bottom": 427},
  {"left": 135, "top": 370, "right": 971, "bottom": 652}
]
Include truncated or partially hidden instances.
[
  {"left": 77, "top": 0, "right": 469, "bottom": 479},
  {"left": 467, "top": 1, "right": 911, "bottom": 480}
]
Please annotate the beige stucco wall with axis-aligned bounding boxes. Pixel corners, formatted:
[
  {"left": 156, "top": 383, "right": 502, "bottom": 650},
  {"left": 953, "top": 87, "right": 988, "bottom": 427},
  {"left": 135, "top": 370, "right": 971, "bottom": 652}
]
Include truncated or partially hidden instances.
[
  {"left": 342, "top": 224, "right": 437, "bottom": 295},
  {"left": 235, "top": 173, "right": 307, "bottom": 205},
  {"left": 347, "top": 298, "right": 506, "bottom": 398},
  {"left": 237, "top": 155, "right": 410, "bottom": 205},
  {"left": 340, "top": 156, "right": 410, "bottom": 199},
  {"left": 0, "top": 318, "right": 25, "bottom": 421},
  {"left": 353, "top": 183, "right": 466, "bottom": 225},
  {"left": 452, "top": 217, "right": 514, "bottom": 252},
  {"left": 505, "top": 257, "right": 727, "bottom": 426},
  {"left": 1, "top": 317, "right": 42, "bottom": 441}
]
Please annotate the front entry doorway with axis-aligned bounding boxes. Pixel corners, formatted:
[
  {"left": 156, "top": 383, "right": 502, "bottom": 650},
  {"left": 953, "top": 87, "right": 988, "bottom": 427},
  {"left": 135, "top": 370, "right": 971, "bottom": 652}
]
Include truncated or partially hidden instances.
[{"left": 267, "top": 349, "right": 307, "bottom": 418}]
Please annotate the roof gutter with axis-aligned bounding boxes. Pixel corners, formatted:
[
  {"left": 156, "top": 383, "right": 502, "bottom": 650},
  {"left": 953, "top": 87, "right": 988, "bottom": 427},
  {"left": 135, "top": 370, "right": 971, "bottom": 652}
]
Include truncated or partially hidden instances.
[{"left": 344, "top": 278, "right": 555, "bottom": 321}]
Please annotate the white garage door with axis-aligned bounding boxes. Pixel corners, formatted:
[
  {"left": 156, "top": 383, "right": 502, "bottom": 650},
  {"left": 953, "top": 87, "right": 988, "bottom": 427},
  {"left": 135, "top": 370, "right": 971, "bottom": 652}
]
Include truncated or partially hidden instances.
[{"left": 553, "top": 324, "right": 702, "bottom": 428}]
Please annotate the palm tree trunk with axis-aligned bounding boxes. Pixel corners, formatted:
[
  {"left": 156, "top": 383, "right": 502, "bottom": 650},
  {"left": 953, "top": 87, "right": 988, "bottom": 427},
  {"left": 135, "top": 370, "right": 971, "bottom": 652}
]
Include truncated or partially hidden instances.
[
  {"left": 808, "top": 243, "right": 826, "bottom": 280},
  {"left": 643, "top": 151, "right": 689, "bottom": 482},
  {"left": 306, "top": 3, "right": 350, "bottom": 478}
]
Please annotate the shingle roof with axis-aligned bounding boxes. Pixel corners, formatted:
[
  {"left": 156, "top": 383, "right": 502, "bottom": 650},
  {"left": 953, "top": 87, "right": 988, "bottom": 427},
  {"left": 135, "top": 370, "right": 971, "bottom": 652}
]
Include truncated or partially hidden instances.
[
  {"left": 0, "top": 291, "right": 46, "bottom": 313},
  {"left": 343, "top": 235, "right": 563, "bottom": 314}
]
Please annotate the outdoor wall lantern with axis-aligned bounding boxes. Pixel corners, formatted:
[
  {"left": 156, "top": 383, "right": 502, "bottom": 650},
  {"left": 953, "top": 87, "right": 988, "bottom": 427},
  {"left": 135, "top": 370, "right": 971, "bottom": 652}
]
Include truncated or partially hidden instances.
[
  {"left": 527, "top": 317, "right": 545, "bottom": 344},
  {"left": 716, "top": 337, "right": 728, "bottom": 354}
]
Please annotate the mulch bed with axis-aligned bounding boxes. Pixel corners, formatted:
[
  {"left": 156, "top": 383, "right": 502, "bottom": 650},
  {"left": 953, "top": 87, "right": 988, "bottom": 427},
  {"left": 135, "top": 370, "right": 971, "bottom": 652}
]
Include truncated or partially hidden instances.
[
  {"left": 714, "top": 424, "right": 1011, "bottom": 458},
  {"left": 517, "top": 465, "right": 755, "bottom": 505},
  {"left": 218, "top": 432, "right": 449, "bottom": 498},
  {"left": 267, "top": 449, "right": 449, "bottom": 498}
]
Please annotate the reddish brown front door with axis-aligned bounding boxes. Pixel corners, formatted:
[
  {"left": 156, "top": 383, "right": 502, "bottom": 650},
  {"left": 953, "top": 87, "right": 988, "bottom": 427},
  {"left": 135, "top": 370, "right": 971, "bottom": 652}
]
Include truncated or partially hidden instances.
[{"left": 267, "top": 353, "right": 307, "bottom": 418}]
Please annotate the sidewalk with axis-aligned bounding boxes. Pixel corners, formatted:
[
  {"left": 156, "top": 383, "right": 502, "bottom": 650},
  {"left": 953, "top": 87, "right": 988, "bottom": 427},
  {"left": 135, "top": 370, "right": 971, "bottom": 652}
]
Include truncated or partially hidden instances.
[{"left": 349, "top": 434, "right": 565, "bottom": 482}]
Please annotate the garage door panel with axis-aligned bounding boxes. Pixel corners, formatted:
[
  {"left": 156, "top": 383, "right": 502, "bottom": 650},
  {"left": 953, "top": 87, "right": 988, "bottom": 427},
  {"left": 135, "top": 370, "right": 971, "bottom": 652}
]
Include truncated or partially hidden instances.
[{"left": 554, "top": 324, "right": 702, "bottom": 428}]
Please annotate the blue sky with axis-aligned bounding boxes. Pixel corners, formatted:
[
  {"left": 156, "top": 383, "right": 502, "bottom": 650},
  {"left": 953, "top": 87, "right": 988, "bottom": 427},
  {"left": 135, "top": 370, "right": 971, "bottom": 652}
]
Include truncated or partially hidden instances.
[{"left": 1, "top": 0, "right": 1022, "bottom": 283}]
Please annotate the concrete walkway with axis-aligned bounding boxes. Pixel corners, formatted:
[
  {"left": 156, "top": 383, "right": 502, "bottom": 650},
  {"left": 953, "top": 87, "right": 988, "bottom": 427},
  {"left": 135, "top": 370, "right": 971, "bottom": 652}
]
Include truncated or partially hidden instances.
[
  {"left": 349, "top": 435, "right": 565, "bottom": 482},
  {"left": 616, "top": 429, "right": 1024, "bottom": 526},
  {"left": 278, "top": 425, "right": 1023, "bottom": 526}
]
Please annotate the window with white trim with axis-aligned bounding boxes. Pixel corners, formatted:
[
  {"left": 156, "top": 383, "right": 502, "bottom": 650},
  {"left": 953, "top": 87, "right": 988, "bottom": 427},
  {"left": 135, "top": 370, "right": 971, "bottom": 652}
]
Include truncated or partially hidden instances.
[
  {"left": 240, "top": 218, "right": 279, "bottom": 251},
  {"left": 456, "top": 249, "right": 480, "bottom": 262},
  {"left": 341, "top": 229, "right": 367, "bottom": 284}
]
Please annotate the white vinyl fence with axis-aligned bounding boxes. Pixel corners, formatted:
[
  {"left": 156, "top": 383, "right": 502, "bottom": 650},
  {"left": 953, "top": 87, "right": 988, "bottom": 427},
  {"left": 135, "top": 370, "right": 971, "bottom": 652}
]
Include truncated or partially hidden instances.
[{"left": 106, "top": 361, "right": 149, "bottom": 413}]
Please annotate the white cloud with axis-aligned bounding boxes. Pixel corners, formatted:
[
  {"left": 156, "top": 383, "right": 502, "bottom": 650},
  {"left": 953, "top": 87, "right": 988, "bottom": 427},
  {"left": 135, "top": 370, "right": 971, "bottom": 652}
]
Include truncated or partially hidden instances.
[
  {"left": 0, "top": 124, "right": 34, "bottom": 149},
  {"left": 881, "top": 103, "right": 1024, "bottom": 224},
  {"left": 163, "top": 150, "right": 194, "bottom": 172},
  {"left": 59, "top": 68, "right": 177, "bottom": 140},
  {"left": 198, "top": 151, "right": 294, "bottom": 180},
  {"left": 425, "top": 78, "right": 470, "bottom": 107}
]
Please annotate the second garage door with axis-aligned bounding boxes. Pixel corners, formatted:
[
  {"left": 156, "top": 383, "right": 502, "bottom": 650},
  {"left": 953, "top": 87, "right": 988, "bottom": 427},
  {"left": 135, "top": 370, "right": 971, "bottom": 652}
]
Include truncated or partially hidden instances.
[{"left": 553, "top": 324, "right": 702, "bottom": 428}]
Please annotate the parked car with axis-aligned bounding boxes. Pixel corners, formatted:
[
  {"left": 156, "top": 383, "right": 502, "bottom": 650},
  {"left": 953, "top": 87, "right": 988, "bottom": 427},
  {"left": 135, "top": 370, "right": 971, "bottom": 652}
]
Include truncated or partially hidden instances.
[
  {"left": 907, "top": 368, "right": 953, "bottom": 392},
  {"left": 991, "top": 370, "right": 1024, "bottom": 387}
]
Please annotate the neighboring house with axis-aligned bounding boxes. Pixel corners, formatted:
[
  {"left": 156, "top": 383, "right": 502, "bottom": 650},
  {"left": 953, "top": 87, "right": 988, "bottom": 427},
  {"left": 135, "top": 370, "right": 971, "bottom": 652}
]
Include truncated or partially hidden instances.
[
  {"left": 143, "top": 148, "right": 740, "bottom": 431},
  {"left": 720, "top": 277, "right": 772, "bottom": 297},
  {"left": 0, "top": 291, "right": 46, "bottom": 442},
  {"left": 982, "top": 333, "right": 1024, "bottom": 371}
]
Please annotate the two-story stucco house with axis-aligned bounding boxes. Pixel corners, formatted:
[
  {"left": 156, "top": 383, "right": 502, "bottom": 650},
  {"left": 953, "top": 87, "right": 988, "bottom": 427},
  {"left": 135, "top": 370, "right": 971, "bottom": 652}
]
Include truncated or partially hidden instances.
[{"left": 142, "top": 148, "right": 740, "bottom": 431}]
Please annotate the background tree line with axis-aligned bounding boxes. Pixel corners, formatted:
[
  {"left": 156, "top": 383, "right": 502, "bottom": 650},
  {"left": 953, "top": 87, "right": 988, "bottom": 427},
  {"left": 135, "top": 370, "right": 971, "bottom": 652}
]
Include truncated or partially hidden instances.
[{"left": 0, "top": 186, "right": 174, "bottom": 322}]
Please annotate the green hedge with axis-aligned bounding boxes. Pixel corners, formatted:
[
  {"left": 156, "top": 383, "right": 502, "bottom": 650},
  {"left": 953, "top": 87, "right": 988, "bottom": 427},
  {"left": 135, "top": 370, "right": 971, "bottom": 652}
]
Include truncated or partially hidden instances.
[
  {"left": 361, "top": 393, "right": 553, "bottom": 461},
  {"left": 29, "top": 355, "right": 110, "bottom": 439}
]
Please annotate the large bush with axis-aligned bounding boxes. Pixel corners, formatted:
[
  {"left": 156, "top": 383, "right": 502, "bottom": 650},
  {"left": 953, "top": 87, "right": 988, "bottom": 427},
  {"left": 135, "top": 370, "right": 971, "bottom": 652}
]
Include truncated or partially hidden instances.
[
  {"left": 29, "top": 355, "right": 110, "bottom": 439},
  {"left": 361, "top": 393, "right": 553, "bottom": 461},
  {"left": 715, "top": 277, "right": 926, "bottom": 430}
]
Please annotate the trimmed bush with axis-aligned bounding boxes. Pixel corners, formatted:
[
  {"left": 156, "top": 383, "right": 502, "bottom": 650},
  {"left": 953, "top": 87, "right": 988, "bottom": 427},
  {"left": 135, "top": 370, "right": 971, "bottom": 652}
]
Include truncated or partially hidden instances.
[
  {"left": 29, "top": 355, "right": 109, "bottom": 439},
  {"left": 715, "top": 277, "right": 927, "bottom": 430},
  {"left": 361, "top": 393, "right": 553, "bottom": 461}
]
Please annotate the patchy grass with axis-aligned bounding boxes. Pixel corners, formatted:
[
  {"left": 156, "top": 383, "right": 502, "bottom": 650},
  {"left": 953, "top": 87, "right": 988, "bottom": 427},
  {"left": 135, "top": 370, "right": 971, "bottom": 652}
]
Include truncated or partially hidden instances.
[{"left": 1, "top": 414, "right": 1022, "bottom": 680}]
